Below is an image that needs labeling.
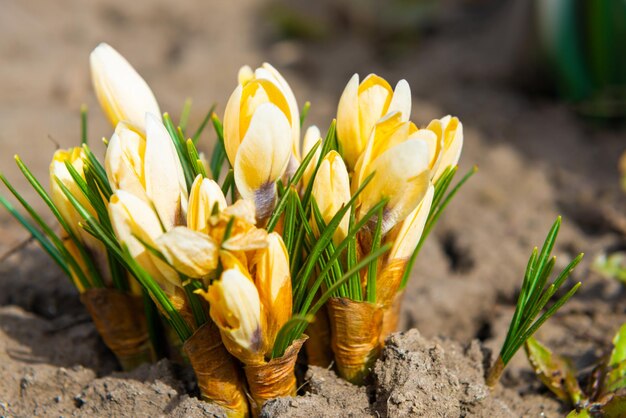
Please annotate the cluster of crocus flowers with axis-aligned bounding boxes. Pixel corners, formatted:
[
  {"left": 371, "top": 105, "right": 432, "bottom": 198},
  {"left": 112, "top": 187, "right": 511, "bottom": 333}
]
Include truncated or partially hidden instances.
[
  {"left": 303, "top": 73, "right": 464, "bottom": 383},
  {"left": 0, "top": 41, "right": 471, "bottom": 417}
]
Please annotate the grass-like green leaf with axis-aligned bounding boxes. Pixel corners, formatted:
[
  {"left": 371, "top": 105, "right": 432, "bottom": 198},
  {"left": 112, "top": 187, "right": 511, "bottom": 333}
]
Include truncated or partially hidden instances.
[{"left": 487, "top": 217, "right": 583, "bottom": 387}]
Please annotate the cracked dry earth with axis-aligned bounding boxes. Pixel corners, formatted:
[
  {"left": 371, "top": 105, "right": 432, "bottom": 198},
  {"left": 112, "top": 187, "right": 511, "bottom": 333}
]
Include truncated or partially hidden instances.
[{"left": 2, "top": 0, "right": 626, "bottom": 416}]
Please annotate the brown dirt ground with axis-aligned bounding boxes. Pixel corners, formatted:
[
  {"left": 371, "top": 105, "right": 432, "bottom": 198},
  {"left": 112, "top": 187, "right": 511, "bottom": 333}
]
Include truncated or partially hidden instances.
[{"left": 1, "top": 0, "right": 626, "bottom": 416}]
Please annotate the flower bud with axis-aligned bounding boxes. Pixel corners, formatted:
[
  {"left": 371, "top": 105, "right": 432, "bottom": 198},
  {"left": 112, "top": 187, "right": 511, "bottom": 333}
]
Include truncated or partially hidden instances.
[
  {"left": 105, "top": 113, "right": 188, "bottom": 230},
  {"left": 388, "top": 183, "right": 434, "bottom": 261},
  {"left": 224, "top": 63, "right": 300, "bottom": 170},
  {"left": 311, "top": 151, "right": 351, "bottom": 244},
  {"left": 187, "top": 175, "right": 227, "bottom": 234},
  {"left": 337, "top": 74, "right": 411, "bottom": 170},
  {"left": 251, "top": 232, "right": 291, "bottom": 347},
  {"left": 156, "top": 226, "right": 219, "bottom": 279},
  {"left": 90, "top": 43, "right": 161, "bottom": 131},
  {"left": 204, "top": 268, "right": 267, "bottom": 365},
  {"left": 108, "top": 190, "right": 179, "bottom": 293}
]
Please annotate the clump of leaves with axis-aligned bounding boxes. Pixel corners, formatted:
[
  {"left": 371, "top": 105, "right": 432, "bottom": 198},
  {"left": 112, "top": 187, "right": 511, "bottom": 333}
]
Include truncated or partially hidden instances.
[
  {"left": 526, "top": 324, "right": 626, "bottom": 418},
  {"left": 486, "top": 217, "right": 583, "bottom": 386}
]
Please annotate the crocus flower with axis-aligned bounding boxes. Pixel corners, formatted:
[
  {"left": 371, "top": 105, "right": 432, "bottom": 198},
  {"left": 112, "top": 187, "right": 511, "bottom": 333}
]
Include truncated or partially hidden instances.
[
  {"left": 337, "top": 74, "right": 411, "bottom": 170},
  {"left": 90, "top": 43, "right": 161, "bottom": 132}
]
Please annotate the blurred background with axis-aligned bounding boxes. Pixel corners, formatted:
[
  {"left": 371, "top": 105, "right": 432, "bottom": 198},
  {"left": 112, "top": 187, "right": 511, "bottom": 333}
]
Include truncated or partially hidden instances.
[{"left": 2, "top": 0, "right": 626, "bottom": 353}]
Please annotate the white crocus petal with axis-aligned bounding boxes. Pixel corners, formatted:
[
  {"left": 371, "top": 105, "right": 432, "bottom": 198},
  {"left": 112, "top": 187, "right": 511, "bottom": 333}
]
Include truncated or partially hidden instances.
[
  {"left": 89, "top": 43, "right": 160, "bottom": 131},
  {"left": 389, "top": 183, "right": 434, "bottom": 261},
  {"left": 259, "top": 63, "right": 300, "bottom": 158},
  {"left": 187, "top": 175, "right": 228, "bottom": 233},
  {"left": 336, "top": 74, "right": 361, "bottom": 170},
  {"left": 234, "top": 103, "right": 291, "bottom": 219},
  {"left": 144, "top": 113, "right": 188, "bottom": 230},
  {"left": 360, "top": 139, "right": 431, "bottom": 234},
  {"left": 301, "top": 125, "right": 322, "bottom": 188},
  {"left": 409, "top": 129, "right": 439, "bottom": 170},
  {"left": 156, "top": 227, "right": 219, "bottom": 278},
  {"left": 387, "top": 79, "right": 412, "bottom": 121},
  {"left": 238, "top": 65, "right": 254, "bottom": 85}
]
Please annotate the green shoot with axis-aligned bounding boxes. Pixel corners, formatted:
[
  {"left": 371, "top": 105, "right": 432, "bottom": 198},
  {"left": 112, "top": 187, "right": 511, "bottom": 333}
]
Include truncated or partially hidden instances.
[
  {"left": 299, "top": 101, "right": 311, "bottom": 128},
  {"left": 486, "top": 217, "right": 583, "bottom": 387},
  {"left": 179, "top": 98, "right": 192, "bottom": 133}
]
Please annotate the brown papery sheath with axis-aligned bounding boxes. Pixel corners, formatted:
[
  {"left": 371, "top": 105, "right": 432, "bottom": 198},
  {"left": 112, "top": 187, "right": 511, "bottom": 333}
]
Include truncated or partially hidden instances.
[
  {"left": 327, "top": 297, "right": 383, "bottom": 385},
  {"left": 244, "top": 338, "right": 307, "bottom": 417},
  {"left": 183, "top": 321, "right": 250, "bottom": 418},
  {"left": 80, "top": 288, "right": 155, "bottom": 371},
  {"left": 379, "top": 290, "right": 405, "bottom": 346},
  {"left": 304, "top": 305, "right": 334, "bottom": 367}
]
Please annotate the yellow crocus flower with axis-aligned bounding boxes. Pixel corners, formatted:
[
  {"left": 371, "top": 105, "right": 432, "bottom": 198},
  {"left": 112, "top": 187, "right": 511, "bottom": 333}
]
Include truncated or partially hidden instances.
[
  {"left": 90, "top": 43, "right": 161, "bottom": 132},
  {"left": 105, "top": 113, "right": 188, "bottom": 230},
  {"left": 337, "top": 74, "right": 411, "bottom": 170}
]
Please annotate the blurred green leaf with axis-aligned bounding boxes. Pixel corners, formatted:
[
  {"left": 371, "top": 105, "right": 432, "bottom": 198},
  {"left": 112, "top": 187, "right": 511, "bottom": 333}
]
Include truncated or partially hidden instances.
[{"left": 525, "top": 337, "right": 585, "bottom": 404}]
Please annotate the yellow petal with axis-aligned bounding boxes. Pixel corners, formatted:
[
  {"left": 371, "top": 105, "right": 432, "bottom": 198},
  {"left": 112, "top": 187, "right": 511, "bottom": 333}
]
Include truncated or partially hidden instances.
[
  {"left": 205, "top": 268, "right": 266, "bottom": 363},
  {"left": 357, "top": 74, "right": 393, "bottom": 149},
  {"left": 156, "top": 226, "right": 219, "bottom": 278},
  {"left": 144, "top": 113, "right": 188, "bottom": 230},
  {"left": 234, "top": 103, "right": 291, "bottom": 219},
  {"left": 223, "top": 228, "right": 269, "bottom": 252},
  {"left": 251, "top": 232, "right": 291, "bottom": 347},
  {"left": 389, "top": 183, "right": 434, "bottom": 261},
  {"left": 359, "top": 139, "right": 431, "bottom": 234},
  {"left": 89, "top": 43, "right": 161, "bottom": 131},
  {"left": 311, "top": 151, "right": 351, "bottom": 243},
  {"left": 187, "top": 175, "right": 227, "bottom": 233},
  {"left": 224, "top": 84, "right": 243, "bottom": 165},
  {"left": 336, "top": 73, "right": 361, "bottom": 170},
  {"left": 222, "top": 199, "right": 257, "bottom": 226}
]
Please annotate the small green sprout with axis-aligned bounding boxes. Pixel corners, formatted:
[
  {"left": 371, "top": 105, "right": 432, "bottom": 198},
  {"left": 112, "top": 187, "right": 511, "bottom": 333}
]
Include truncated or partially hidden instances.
[{"left": 486, "top": 217, "right": 583, "bottom": 387}]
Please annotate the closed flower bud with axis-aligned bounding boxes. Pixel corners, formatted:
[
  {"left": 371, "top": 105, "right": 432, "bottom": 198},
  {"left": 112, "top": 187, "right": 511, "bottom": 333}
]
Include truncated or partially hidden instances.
[
  {"left": 311, "top": 151, "right": 351, "bottom": 244},
  {"left": 251, "top": 232, "right": 291, "bottom": 347},
  {"left": 108, "top": 190, "right": 179, "bottom": 293},
  {"left": 203, "top": 268, "right": 267, "bottom": 365},
  {"left": 90, "top": 43, "right": 161, "bottom": 131},
  {"left": 105, "top": 113, "right": 188, "bottom": 231},
  {"left": 337, "top": 74, "right": 411, "bottom": 170},
  {"left": 187, "top": 175, "right": 227, "bottom": 234}
]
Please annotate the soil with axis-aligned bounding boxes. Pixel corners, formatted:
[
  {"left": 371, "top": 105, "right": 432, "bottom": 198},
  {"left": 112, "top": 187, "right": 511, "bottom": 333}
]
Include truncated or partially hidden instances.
[{"left": 2, "top": 0, "right": 626, "bottom": 416}]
